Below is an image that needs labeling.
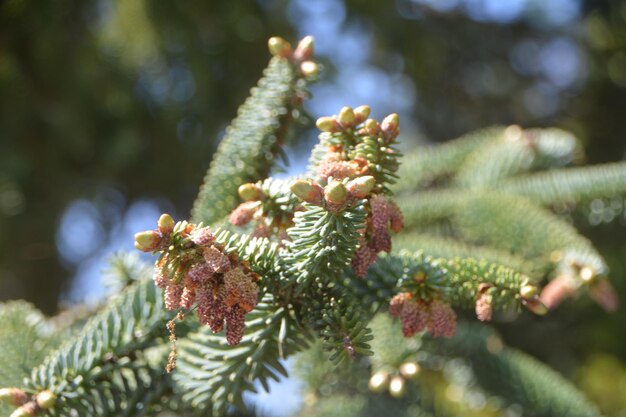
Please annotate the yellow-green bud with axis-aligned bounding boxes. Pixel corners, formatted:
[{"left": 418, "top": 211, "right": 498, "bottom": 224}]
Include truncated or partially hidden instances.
[
  {"left": 238, "top": 183, "right": 262, "bottom": 202},
  {"left": 290, "top": 180, "right": 323, "bottom": 205},
  {"left": 388, "top": 375, "right": 406, "bottom": 398},
  {"left": 0, "top": 388, "right": 28, "bottom": 406},
  {"left": 157, "top": 213, "right": 175, "bottom": 234},
  {"left": 134, "top": 230, "right": 160, "bottom": 252},
  {"left": 579, "top": 266, "right": 595, "bottom": 283},
  {"left": 364, "top": 118, "right": 380, "bottom": 135},
  {"left": 338, "top": 106, "right": 356, "bottom": 128},
  {"left": 346, "top": 176, "right": 375, "bottom": 198},
  {"left": 299, "top": 61, "right": 319, "bottom": 78},
  {"left": 368, "top": 371, "right": 390, "bottom": 393},
  {"left": 268, "top": 37, "right": 292, "bottom": 59},
  {"left": 316, "top": 116, "right": 341, "bottom": 133},
  {"left": 324, "top": 181, "right": 348, "bottom": 211},
  {"left": 353, "top": 105, "right": 371, "bottom": 124},
  {"left": 399, "top": 362, "right": 420, "bottom": 379},
  {"left": 381, "top": 113, "right": 400, "bottom": 139},
  {"left": 36, "top": 391, "right": 57, "bottom": 410},
  {"left": 519, "top": 284, "right": 538, "bottom": 300},
  {"left": 294, "top": 35, "right": 314, "bottom": 61}
]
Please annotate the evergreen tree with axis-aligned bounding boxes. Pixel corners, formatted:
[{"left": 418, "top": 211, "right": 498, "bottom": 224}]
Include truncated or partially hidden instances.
[{"left": 1, "top": 36, "right": 624, "bottom": 417}]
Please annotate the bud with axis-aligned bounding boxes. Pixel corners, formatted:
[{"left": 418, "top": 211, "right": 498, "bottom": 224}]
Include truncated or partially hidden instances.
[
  {"left": 134, "top": 230, "right": 161, "bottom": 252},
  {"left": 381, "top": 113, "right": 400, "bottom": 140},
  {"left": 316, "top": 116, "right": 342, "bottom": 133},
  {"left": 588, "top": 278, "right": 619, "bottom": 313},
  {"left": 157, "top": 213, "right": 175, "bottom": 234},
  {"left": 36, "top": 390, "right": 57, "bottom": 410},
  {"left": 364, "top": 118, "right": 380, "bottom": 135},
  {"left": 268, "top": 37, "right": 292, "bottom": 59},
  {"left": 299, "top": 61, "right": 319, "bottom": 78},
  {"left": 523, "top": 298, "right": 548, "bottom": 315},
  {"left": 290, "top": 180, "right": 323, "bottom": 205},
  {"left": 399, "top": 362, "right": 420, "bottom": 379},
  {"left": 519, "top": 284, "right": 538, "bottom": 300},
  {"left": 324, "top": 181, "right": 348, "bottom": 212},
  {"left": 579, "top": 266, "right": 595, "bottom": 283},
  {"left": 238, "top": 183, "right": 262, "bottom": 202},
  {"left": 353, "top": 105, "right": 371, "bottom": 124},
  {"left": 368, "top": 371, "right": 390, "bottom": 393},
  {"left": 346, "top": 176, "right": 375, "bottom": 198},
  {"left": 338, "top": 106, "right": 355, "bottom": 128},
  {"left": 388, "top": 375, "right": 406, "bottom": 398},
  {"left": 0, "top": 388, "right": 28, "bottom": 406},
  {"left": 294, "top": 35, "right": 314, "bottom": 61},
  {"left": 10, "top": 403, "right": 37, "bottom": 417}
]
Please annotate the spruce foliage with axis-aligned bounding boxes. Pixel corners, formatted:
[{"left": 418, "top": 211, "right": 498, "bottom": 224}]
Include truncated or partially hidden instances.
[{"left": 1, "top": 36, "right": 624, "bottom": 417}]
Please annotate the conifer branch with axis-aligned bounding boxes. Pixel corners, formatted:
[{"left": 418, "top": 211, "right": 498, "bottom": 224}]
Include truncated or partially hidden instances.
[
  {"left": 497, "top": 161, "right": 626, "bottom": 207},
  {"left": 438, "top": 324, "right": 601, "bottom": 417},
  {"left": 393, "top": 126, "right": 506, "bottom": 192},
  {"left": 454, "top": 126, "right": 582, "bottom": 188},
  {"left": 192, "top": 40, "right": 316, "bottom": 226}
]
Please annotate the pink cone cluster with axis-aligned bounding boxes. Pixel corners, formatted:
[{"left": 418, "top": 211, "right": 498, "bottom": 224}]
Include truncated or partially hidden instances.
[
  {"left": 352, "top": 194, "right": 404, "bottom": 277},
  {"left": 389, "top": 292, "right": 457, "bottom": 338},
  {"left": 137, "top": 215, "right": 259, "bottom": 346}
]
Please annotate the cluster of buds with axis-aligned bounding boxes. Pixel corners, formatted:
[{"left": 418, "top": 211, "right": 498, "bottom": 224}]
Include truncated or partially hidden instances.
[
  {"left": 310, "top": 106, "right": 403, "bottom": 277},
  {"left": 314, "top": 107, "right": 400, "bottom": 190},
  {"left": 0, "top": 388, "right": 56, "bottom": 417},
  {"left": 135, "top": 214, "right": 259, "bottom": 346},
  {"left": 268, "top": 36, "right": 318, "bottom": 79},
  {"left": 368, "top": 362, "right": 420, "bottom": 398},
  {"left": 290, "top": 176, "right": 376, "bottom": 214},
  {"left": 539, "top": 268, "right": 618, "bottom": 312},
  {"left": 541, "top": 252, "right": 618, "bottom": 312},
  {"left": 389, "top": 292, "right": 457, "bottom": 339},
  {"left": 316, "top": 106, "right": 400, "bottom": 143},
  {"left": 229, "top": 182, "right": 294, "bottom": 242}
]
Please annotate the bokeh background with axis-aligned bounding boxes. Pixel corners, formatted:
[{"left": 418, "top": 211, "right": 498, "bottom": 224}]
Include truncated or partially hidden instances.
[{"left": 1, "top": 0, "right": 626, "bottom": 415}]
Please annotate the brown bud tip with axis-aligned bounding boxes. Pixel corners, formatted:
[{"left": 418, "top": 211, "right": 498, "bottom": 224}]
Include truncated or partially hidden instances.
[
  {"left": 36, "top": 391, "right": 57, "bottom": 410},
  {"left": 353, "top": 105, "right": 371, "bottom": 124},
  {"left": 368, "top": 371, "right": 390, "bottom": 393},
  {"left": 134, "top": 230, "right": 160, "bottom": 252},
  {"left": 0, "top": 388, "right": 28, "bottom": 406},
  {"left": 294, "top": 35, "right": 314, "bottom": 61},
  {"left": 238, "top": 183, "right": 262, "bottom": 202},
  {"left": 268, "top": 37, "right": 292, "bottom": 58},
  {"left": 338, "top": 106, "right": 356, "bottom": 128},
  {"left": 299, "top": 60, "right": 319, "bottom": 78},
  {"left": 364, "top": 118, "right": 381, "bottom": 135},
  {"left": 324, "top": 181, "right": 348, "bottom": 210},
  {"left": 316, "top": 116, "right": 341, "bottom": 133},
  {"left": 388, "top": 375, "right": 406, "bottom": 398},
  {"left": 346, "top": 176, "right": 376, "bottom": 198},
  {"left": 523, "top": 297, "right": 548, "bottom": 315},
  {"left": 290, "top": 180, "right": 323, "bottom": 205},
  {"left": 157, "top": 213, "right": 175, "bottom": 234},
  {"left": 519, "top": 284, "right": 538, "bottom": 300},
  {"left": 381, "top": 113, "right": 400, "bottom": 139}
]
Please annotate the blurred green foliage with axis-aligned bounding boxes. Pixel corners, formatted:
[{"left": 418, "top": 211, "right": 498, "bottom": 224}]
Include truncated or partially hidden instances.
[{"left": 1, "top": 0, "right": 626, "bottom": 415}]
